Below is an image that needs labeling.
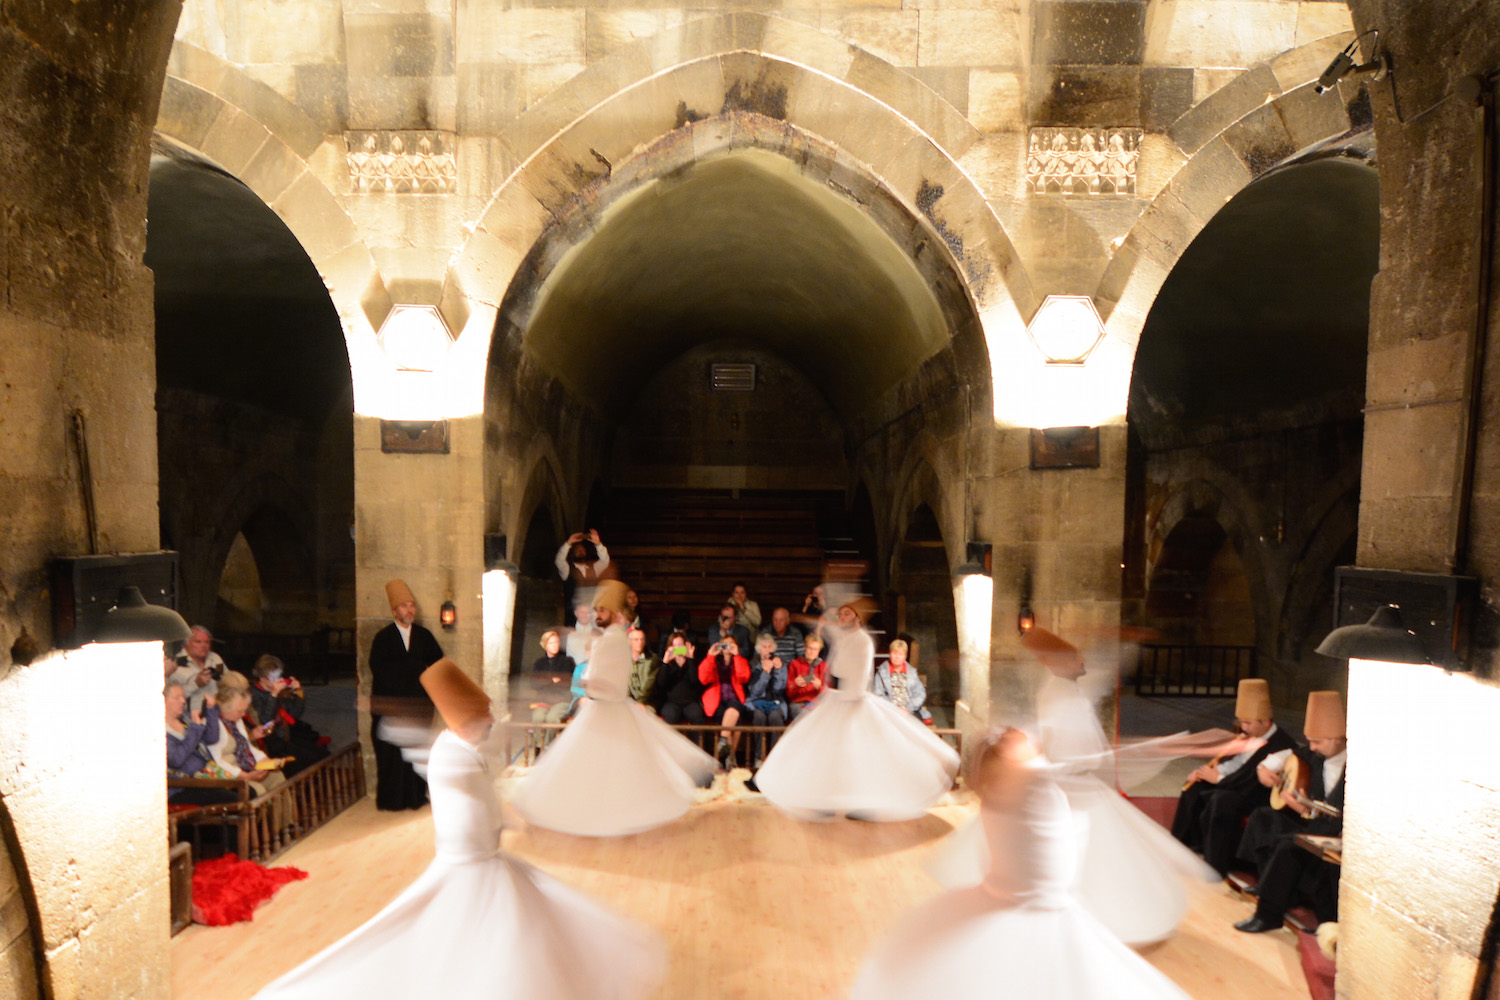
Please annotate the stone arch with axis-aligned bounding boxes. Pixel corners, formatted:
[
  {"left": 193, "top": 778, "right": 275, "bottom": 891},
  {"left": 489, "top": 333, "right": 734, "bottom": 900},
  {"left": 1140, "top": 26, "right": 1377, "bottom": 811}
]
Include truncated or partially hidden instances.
[
  {"left": 1096, "top": 31, "right": 1370, "bottom": 356},
  {"left": 154, "top": 43, "right": 378, "bottom": 397},
  {"left": 510, "top": 446, "right": 571, "bottom": 571},
  {"left": 1276, "top": 479, "right": 1360, "bottom": 663},
  {"left": 192, "top": 472, "right": 318, "bottom": 632},
  {"left": 453, "top": 42, "right": 1035, "bottom": 416},
  {"left": 1147, "top": 479, "right": 1271, "bottom": 648},
  {"left": 886, "top": 433, "right": 965, "bottom": 574}
]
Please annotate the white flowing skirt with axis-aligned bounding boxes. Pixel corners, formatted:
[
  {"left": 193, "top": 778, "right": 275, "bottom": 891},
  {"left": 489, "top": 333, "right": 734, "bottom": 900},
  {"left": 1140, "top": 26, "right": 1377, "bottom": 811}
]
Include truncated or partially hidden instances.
[
  {"left": 511, "top": 696, "right": 718, "bottom": 836},
  {"left": 753, "top": 691, "right": 959, "bottom": 821},
  {"left": 926, "top": 774, "right": 1215, "bottom": 944},
  {"left": 254, "top": 851, "right": 664, "bottom": 1000},
  {"left": 852, "top": 886, "right": 1194, "bottom": 1000}
]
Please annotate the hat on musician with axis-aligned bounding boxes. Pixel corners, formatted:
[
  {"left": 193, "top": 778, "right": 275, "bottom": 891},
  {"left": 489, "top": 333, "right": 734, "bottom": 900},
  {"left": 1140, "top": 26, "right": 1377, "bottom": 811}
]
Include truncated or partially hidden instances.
[
  {"left": 385, "top": 578, "right": 416, "bottom": 612},
  {"left": 1235, "top": 678, "right": 1272, "bottom": 720},
  {"left": 592, "top": 579, "right": 629, "bottom": 619},
  {"left": 1303, "top": 690, "right": 1346, "bottom": 740}
]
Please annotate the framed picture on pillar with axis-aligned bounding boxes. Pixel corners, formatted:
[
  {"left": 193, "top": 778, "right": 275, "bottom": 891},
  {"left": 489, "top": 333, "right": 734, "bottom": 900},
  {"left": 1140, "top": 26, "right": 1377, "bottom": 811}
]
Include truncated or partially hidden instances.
[
  {"left": 381, "top": 419, "right": 449, "bottom": 454},
  {"left": 1030, "top": 426, "right": 1100, "bottom": 469}
]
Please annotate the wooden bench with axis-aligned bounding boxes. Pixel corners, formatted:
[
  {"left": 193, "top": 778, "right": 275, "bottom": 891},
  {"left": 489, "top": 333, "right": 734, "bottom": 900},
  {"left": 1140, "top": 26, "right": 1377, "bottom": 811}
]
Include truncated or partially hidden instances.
[{"left": 167, "top": 742, "right": 367, "bottom": 864}]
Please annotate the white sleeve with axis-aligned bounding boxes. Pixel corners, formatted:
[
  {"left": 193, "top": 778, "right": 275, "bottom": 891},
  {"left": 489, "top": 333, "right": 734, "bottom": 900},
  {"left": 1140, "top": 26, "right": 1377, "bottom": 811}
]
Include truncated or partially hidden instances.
[
  {"left": 555, "top": 542, "right": 571, "bottom": 580},
  {"left": 1261, "top": 749, "right": 1293, "bottom": 773},
  {"left": 593, "top": 543, "right": 610, "bottom": 573}
]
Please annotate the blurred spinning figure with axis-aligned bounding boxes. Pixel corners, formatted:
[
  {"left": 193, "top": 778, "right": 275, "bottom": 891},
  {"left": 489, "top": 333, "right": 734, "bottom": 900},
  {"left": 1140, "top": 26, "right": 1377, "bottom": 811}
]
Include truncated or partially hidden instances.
[
  {"left": 753, "top": 600, "right": 959, "bottom": 821},
  {"left": 254, "top": 658, "right": 663, "bottom": 1000},
  {"left": 511, "top": 580, "right": 717, "bottom": 836},
  {"left": 853, "top": 730, "right": 1195, "bottom": 1000}
]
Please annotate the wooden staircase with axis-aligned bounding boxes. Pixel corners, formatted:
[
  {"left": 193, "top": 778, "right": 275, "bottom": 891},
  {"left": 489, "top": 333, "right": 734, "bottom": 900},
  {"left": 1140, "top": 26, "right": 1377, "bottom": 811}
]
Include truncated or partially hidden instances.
[{"left": 598, "top": 488, "right": 857, "bottom": 626}]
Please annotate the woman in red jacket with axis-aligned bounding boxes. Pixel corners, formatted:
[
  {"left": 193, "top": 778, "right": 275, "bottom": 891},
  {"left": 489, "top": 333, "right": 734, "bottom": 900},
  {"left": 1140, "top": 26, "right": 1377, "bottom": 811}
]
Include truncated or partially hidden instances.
[{"left": 698, "top": 636, "right": 751, "bottom": 767}]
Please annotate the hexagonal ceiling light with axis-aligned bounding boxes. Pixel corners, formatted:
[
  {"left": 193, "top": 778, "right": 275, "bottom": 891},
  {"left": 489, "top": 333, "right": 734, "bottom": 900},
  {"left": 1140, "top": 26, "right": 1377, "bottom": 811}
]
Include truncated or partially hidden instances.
[
  {"left": 378, "top": 304, "right": 453, "bottom": 372},
  {"left": 1026, "top": 294, "right": 1106, "bottom": 366}
]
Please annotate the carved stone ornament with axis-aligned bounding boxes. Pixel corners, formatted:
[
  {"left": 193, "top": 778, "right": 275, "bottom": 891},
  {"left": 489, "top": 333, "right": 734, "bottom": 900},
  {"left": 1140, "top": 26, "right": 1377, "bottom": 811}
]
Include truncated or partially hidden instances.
[
  {"left": 1027, "top": 127, "right": 1141, "bottom": 196},
  {"left": 345, "top": 130, "right": 458, "bottom": 194}
]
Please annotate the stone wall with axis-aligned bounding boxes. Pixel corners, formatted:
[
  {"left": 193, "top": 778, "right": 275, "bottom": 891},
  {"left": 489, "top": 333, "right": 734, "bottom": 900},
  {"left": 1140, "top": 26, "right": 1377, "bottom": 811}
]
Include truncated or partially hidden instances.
[
  {"left": 158, "top": 387, "right": 355, "bottom": 635},
  {"left": 0, "top": 3, "right": 181, "bottom": 997},
  {"left": 1338, "top": 1, "right": 1500, "bottom": 996}
]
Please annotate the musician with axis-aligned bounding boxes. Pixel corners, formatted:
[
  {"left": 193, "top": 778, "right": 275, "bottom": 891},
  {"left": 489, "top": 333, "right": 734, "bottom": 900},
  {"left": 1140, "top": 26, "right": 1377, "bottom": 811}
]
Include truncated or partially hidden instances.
[
  {"left": 1171, "top": 678, "right": 1296, "bottom": 875},
  {"left": 1232, "top": 691, "right": 1346, "bottom": 933}
]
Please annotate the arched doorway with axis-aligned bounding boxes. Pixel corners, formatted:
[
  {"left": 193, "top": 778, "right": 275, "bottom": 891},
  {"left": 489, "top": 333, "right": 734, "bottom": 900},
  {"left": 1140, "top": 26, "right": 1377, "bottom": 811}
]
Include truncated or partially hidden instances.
[
  {"left": 890, "top": 504, "right": 960, "bottom": 718},
  {"left": 483, "top": 133, "right": 991, "bottom": 686},
  {"left": 1127, "top": 156, "right": 1378, "bottom": 708},
  {"left": 147, "top": 142, "right": 356, "bottom": 658}
]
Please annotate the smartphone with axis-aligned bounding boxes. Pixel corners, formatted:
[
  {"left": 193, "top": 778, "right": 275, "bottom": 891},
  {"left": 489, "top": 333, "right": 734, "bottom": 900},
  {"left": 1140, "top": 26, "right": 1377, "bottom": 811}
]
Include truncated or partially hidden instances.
[{"left": 670, "top": 645, "right": 688, "bottom": 656}]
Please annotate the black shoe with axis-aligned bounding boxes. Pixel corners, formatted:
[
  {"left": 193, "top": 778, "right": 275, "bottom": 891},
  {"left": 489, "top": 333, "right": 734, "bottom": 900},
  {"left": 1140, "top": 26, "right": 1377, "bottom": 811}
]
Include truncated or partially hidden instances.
[
  {"left": 716, "top": 738, "right": 731, "bottom": 767},
  {"left": 1234, "top": 916, "right": 1280, "bottom": 933},
  {"left": 1244, "top": 885, "right": 1260, "bottom": 897},
  {"left": 744, "top": 776, "right": 759, "bottom": 793}
]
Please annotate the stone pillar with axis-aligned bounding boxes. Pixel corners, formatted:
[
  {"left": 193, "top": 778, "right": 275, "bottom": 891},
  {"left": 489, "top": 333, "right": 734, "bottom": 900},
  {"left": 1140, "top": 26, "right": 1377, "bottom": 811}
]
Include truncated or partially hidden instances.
[
  {"left": 354, "top": 414, "right": 486, "bottom": 779},
  {"left": 1338, "top": 3, "right": 1500, "bottom": 996}
]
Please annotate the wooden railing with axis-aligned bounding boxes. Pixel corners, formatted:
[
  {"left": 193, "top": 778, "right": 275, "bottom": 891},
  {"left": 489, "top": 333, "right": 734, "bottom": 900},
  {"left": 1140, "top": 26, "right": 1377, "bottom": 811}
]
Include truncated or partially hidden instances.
[
  {"left": 168, "top": 742, "right": 367, "bottom": 862},
  {"left": 1134, "top": 644, "right": 1256, "bottom": 697},
  {"left": 500, "top": 720, "right": 963, "bottom": 769}
]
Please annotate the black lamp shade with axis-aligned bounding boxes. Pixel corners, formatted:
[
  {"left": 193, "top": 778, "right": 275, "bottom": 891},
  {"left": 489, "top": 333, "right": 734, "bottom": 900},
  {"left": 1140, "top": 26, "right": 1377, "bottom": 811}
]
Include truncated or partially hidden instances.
[
  {"left": 92, "top": 586, "right": 192, "bottom": 644},
  {"left": 1315, "top": 604, "right": 1428, "bottom": 664}
]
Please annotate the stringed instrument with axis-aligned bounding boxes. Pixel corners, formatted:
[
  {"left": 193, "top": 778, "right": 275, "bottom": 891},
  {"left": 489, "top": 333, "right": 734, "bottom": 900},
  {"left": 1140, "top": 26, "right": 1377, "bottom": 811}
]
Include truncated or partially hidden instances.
[{"left": 1269, "top": 754, "right": 1342, "bottom": 818}]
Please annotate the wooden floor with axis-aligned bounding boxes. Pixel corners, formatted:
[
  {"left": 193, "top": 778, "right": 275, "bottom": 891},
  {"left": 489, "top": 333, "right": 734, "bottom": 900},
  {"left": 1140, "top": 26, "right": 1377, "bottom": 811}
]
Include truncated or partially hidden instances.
[{"left": 174, "top": 780, "right": 1312, "bottom": 1000}]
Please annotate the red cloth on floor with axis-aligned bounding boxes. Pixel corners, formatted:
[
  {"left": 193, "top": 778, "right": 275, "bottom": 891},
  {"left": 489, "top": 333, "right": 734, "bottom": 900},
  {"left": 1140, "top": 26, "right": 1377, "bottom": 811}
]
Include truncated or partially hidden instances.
[
  {"left": 192, "top": 853, "right": 308, "bottom": 926},
  {"left": 1297, "top": 929, "right": 1336, "bottom": 1000}
]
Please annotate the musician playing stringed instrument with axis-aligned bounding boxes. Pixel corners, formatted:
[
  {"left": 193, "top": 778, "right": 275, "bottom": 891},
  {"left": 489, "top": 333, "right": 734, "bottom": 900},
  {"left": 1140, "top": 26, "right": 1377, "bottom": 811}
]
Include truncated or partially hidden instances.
[
  {"left": 1171, "top": 678, "right": 1297, "bottom": 875},
  {"left": 1233, "top": 691, "right": 1347, "bottom": 933}
]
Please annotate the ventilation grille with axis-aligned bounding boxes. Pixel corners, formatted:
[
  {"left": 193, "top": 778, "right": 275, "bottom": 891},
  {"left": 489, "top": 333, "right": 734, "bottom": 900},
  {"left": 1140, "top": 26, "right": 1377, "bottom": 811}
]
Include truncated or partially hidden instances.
[{"left": 710, "top": 363, "right": 756, "bottom": 391}]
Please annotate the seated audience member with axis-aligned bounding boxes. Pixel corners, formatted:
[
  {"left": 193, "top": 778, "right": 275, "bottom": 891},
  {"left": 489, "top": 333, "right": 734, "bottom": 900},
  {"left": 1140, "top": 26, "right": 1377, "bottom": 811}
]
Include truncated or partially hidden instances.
[
  {"left": 661, "top": 609, "right": 698, "bottom": 655},
  {"left": 529, "top": 629, "right": 575, "bottom": 715},
  {"left": 656, "top": 634, "right": 708, "bottom": 742},
  {"left": 871, "top": 639, "right": 932, "bottom": 723},
  {"left": 555, "top": 529, "right": 612, "bottom": 608},
  {"left": 786, "top": 633, "right": 827, "bottom": 720},
  {"left": 765, "top": 607, "right": 805, "bottom": 665},
  {"left": 746, "top": 633, "right": 789, "bottom": 764},
  {"left": 565, "top": 604, "right": 599, "bottom": 665},
  {"left": 1234, "top": 692, "right": 1347, "bottom": 934},
  {"left": 171, "top": 625, "right": 224, "bottom": 713},
  {"left": 705, "top": 604, "right": 752, "bottom": 657},
  {"left": 628, "top": 628, "right": 659, "bottom": 708},
  {"left": 728, "top": 583, "right": 763, "bottom": 633},
  {"left": 699, "top": 635, "right": 752, "bottom": 767},
  {"left": 206, "top": 678, "right": 287, "bottom": 799},
  {"left": 1172, "top": 678, "right": 1296, "bottom": 875},
  {"left": 165, "top": 682, "right": 239, "bottom": 805},
  {"left": 250, "top": 654, "right": 331, "bottom": 777}
]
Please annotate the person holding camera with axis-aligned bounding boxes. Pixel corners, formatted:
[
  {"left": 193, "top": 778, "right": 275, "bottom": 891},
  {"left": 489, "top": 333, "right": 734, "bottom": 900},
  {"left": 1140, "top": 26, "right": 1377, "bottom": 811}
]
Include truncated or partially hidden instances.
[
  {"left": 555, "top": 529, "right": 614, "bottom": 609},
  {"left": 698, "top": 635, "right": 752, "bottom": 767},
  {"left": 250, "top": 653, "right": 331, "bottom": 778},
  {"left": 746, "top": 633, "right": 789, "bottom": 765},
  {"left": 170, "top": 625, "right": 224, "bottom": 714},
  {"left": 704, "top": 604, "right": 751, "bottom": 657}
]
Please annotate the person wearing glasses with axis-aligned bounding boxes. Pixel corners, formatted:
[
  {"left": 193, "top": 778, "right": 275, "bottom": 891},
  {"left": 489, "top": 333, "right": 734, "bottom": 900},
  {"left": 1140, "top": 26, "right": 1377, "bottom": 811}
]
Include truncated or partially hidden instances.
[{"left": 704, "top": 603, "right": 751, "bottom": 656}]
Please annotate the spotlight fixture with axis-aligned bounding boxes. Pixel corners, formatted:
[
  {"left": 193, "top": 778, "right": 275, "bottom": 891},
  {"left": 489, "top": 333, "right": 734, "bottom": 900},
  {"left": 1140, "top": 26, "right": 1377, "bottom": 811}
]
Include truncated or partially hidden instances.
[
  {"left": 92, "top": 586, "right": 192, "bottom": 644},
  {"left": 1314, "top": 31, "right": 1388, "bottom": 95},
  {"left": 1314, "top": 603, "right": 1427, "bottom": 664}
]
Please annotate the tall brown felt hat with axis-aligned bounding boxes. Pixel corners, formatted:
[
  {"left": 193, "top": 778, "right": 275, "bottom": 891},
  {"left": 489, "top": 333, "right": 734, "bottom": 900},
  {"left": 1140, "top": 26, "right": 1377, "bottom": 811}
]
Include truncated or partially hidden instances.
[
  {"left": 1020, "top": 627, "right": 1083, "bottom": 675},
  {"left": 385, "top": 579, "right": 416, "bottom": 612},
  {"left": 1303, "top": 690, "right": 1346, "bottom": 740},
  {"left": 420, "top": 658, "right": 491, "bottom": 731},
  {"left": 592, "top": 579, "right": 629, "bottom": 618},
  {"left": 1235, "top": 678, "right": 1272, "bottom": 720}
]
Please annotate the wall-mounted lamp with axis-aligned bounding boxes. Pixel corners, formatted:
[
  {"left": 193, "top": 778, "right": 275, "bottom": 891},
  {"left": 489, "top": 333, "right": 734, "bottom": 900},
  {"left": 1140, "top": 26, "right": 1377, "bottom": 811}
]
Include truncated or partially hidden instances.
[
  {"left": 956, "top": 541, "right": 992, "bottom": 579},
  {"left": 439, "top": 597, "right": 457, "bottom": 629},
  {"left": 91, "top": 586, "right": 192, "bottom": 644},
  {"left": 1314, "top": 31, "right": 1388, "bottom": 95},
  {"left": 1026, "top": 295, "right": 1107, "bottom": 366},
  {"left": 1016, "top": 565, "right": 1035, "bottom": 635},
  {"left": 1315, "top": 603, "right": 1427, "bottom": 665}
]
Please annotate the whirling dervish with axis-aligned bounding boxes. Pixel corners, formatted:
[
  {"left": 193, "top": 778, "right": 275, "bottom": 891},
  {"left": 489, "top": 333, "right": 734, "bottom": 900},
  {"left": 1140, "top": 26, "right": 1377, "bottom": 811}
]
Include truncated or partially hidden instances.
[
  {"left": 253, "top": 658, "right": 664, "bottom": 1000},
  {"left": 853, "top": 729, "right": 1198, "bottom": 1000},
  {"left": 511, "top": 579, "right": 719, "bottom": 836},
  {"left": 752, "top": 598, "right": 959, "bottom": 821},
  {"left": 929, "top": 627, "right": 1220, "bottom": 945}
]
